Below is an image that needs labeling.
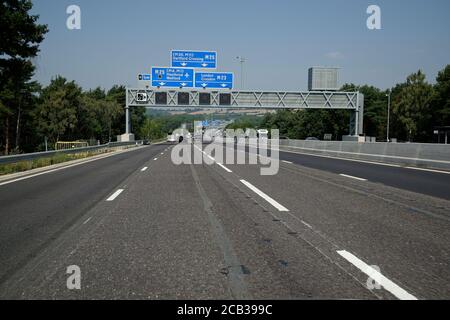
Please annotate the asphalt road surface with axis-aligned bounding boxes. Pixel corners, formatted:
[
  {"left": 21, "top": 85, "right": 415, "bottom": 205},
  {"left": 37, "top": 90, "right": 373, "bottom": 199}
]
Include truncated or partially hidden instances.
[{"left": 0, "top": 142, "right": 449, "bottom": 299}]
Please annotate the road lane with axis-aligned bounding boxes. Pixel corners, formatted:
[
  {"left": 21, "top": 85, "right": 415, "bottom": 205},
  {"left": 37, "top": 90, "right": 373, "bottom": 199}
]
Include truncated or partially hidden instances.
[
  {"left": 279, "top": 149, "right": 450, "bottom": 200},
  {"left": 0, "top": 143, "right": 167, "bottom": 288},
  {"left": 220, "top": 147, "right": 450, "bottom": 299},
  {"left": 1, "top": 145, "right": 232, "bottom": 299}
]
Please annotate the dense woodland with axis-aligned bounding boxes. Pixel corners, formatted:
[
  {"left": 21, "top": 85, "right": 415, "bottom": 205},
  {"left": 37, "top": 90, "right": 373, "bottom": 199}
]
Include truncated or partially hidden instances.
[
  {"left": 1, "top": 1, "right": 449, "bottom": 155},
  {"left": 259, "top": 70, "right": 450, "bottom": 142}
]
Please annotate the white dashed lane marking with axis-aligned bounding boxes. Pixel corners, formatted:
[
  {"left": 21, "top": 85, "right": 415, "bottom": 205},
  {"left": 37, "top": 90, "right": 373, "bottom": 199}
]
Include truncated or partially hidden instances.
[
  {"left": 337, "top": 250, "right": 417, "bottom": 300},
  {"left": 240, "top": 179, "right": 289, "bottom": 212},
  {"left": 106, "top": 189, "right": 124, "bottom": 201},
  {"left": 339, "top": 174, "right": 368, "bottom": 181}
]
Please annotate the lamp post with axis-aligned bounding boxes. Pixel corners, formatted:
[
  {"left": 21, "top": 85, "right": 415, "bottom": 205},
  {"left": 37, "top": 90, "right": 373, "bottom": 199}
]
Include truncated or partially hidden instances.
[
  {"left": 386, "top": 92, "right": 391, "bottom": 142},
  {"left": 236, "top": 56, "right": 246, "bottom": 90}
]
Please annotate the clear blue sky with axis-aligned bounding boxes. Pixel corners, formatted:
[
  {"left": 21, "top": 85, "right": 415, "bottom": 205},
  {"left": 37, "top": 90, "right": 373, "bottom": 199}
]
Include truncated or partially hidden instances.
[{"left": 31, "top": 0, "right": 450, "bottom": 91}]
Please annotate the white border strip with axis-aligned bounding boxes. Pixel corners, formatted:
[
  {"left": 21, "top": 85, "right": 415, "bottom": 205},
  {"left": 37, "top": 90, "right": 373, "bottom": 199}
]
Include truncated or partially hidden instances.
[
  {"left": 337, "top": 250, "right": 417, "bottom": 300},
  {"left": 282, "top": 144, "right": 450, "bottom": 165},
  {"left": 405, "top": 166, "right": 450, "bottom": 175}
]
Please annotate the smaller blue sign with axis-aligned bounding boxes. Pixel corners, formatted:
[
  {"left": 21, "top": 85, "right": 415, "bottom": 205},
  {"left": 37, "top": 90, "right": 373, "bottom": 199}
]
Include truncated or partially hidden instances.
[
  {"left": 151, "top": 67, "right": 194, "bottom": 88},
  {"left": 172, "top": 50, "right": 217, "bottom": 69},
  {"left": 138, "top": 74, "right": 151, "bottom": 81},
  {"left": 195, "top": 72, "right": 233, "bottom": 89}
]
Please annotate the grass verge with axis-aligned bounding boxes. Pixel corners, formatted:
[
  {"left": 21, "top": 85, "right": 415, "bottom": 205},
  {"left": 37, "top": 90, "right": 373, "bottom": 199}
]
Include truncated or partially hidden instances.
[{"left": 0, "top": 150, "right": 111, "bottom": 176}]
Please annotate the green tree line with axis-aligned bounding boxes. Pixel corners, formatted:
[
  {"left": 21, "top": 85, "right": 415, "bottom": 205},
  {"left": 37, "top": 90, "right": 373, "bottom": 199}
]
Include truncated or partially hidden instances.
[{"left": 260, "top": 67, "right": 450, "bottom": 142}]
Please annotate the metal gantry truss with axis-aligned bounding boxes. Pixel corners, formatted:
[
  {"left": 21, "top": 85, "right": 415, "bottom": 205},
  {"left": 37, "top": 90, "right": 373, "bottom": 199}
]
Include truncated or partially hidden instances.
[{"left": 124, "top": 88, "right": 364, "bottom": 136}]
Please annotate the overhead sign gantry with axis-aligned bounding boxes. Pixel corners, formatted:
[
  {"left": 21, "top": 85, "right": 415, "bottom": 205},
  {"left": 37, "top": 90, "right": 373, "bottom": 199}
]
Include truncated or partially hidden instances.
[
  {"left": 121, "top": 49, "right": 364, "bottom": 141},
  {"left": 124, "top": 88, "right": 364, "bottom": 137}
]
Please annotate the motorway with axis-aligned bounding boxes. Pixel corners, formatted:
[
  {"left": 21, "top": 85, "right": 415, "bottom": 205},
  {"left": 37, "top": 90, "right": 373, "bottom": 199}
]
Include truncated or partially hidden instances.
[{"left": 0, "top": 142, "right": 449, "bottom": 299}]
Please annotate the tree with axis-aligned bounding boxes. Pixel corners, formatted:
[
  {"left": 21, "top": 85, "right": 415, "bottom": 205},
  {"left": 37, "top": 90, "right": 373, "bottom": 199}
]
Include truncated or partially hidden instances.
[
  {"left": 0, "top": 0, "right": 47, "bottom": 154},
  {"left": 431, "top": 65, "right": 450, "bottom": 127},
  {"left": 140, "top": 118, "right": 164, "bottom": 141},
  {"left": 34, "top": 77, "right": 81, "bottom": 146},
  {"left": 341, "top": 83, "right": 389, "bottom": 140},
  {"left": 260, "top": 107, "right": 350, "bottom": 140},
  {"left": 392, "top": 70, "right": 434, "bottom": 142},
  {"left": 104, "top": 85, "right": 146, "bottom": 139},
  {"left": 0, "top": 0, "right": 47, "bottom": 59}
]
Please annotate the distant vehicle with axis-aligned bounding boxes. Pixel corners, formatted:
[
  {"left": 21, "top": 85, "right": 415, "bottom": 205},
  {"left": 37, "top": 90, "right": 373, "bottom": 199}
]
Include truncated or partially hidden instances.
[
  {"left": 167, "top": 134, "right": 177, "bottom": 143},
  {"left": 257, "top": 129, "right": 269, "bottom": 139},
  {"left": 167, "top": 129, "right": 191, "bottom": 143},
  {"left": 203, "top": 129, "right": 215, "bottom": 143},
  {"left": 305, "top": 137, "right": 319, "bottom": 141},
  {"left": 143, "top": 140, "right": 150, "bottom": 145}
]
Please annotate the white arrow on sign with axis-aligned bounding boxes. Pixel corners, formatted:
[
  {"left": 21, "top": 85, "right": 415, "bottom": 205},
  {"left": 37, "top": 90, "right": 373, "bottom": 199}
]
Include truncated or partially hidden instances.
[
  {"left": 181, "top": 62, "right": 187, "bottom": 67},
  {"left": 159, "top": 82, "right": 166, "bottom": 86},
  {"left": 221, "top": 84, "right": 227, "bottom": 87},
  {"left": 184, "top": 73, "right": 190, "bottom": 78},
  {"left": 201, "top": 83, "right": 208, "bottom": 87},
  {"left": 181, "top": 83, "right": 187, "bottom": 87},
  {"left": 201, "top": 63, "right": 208, "bottom": 67}
]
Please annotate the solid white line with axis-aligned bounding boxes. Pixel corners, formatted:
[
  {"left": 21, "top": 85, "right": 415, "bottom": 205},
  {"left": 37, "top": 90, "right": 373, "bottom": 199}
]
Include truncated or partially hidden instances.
[
  {"left": 83, "top": 217, "right": 92, "bottom": 225},
  {"left": 161, "top": 153, "right": 164, "bottom": 155},
  {"left": 275, "top": 147, "right": 402, "bottom": 168},
  {"left": 280, "top": 145, "right": 450, "bottom": 165},
  {"left": 282, "top": 160, "right": 293, "bottom": 164},
  {"left": 141, "top": 167, "right": 148, "bottom": 172},
  {"left": 339, "top": 174, "right": 368, "bottom": 181},
  {"left": 240, "top": 179, "right": 289, "bottom": 212},
  {"left": 153, "top": 158, "right": 158, "bottom": 161},
  {"left": 106, "top": 189, "right": 124, "bottom": 201},
  {"left": 337, "top": 250, "right": 417, "bottom": 300},
  {"left": 405, "top": 166, "right": 450, "bottom": 175}
]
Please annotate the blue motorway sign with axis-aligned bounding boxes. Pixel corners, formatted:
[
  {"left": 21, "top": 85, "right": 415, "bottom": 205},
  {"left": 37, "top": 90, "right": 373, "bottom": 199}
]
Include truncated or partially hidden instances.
[
  {"left": 171, "top": 50, "right": 217, "bottom": 69},
  {"left": 195, "top": 72, "right": 233, "bottom": 89},
  {"left": 151, "top": 67, "right": 194, "bottom": 88},
  {"left": 138, "top": 74, "right": 151, "bottom": 81}
]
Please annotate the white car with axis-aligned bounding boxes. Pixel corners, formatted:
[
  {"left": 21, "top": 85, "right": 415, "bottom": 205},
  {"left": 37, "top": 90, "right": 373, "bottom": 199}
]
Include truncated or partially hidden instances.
[
  {"left": 167, "top": 134, "right": 177, "bottom": 143},
  {"left": 167, "top": 130, "right": 192, "bottom": 143}
]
